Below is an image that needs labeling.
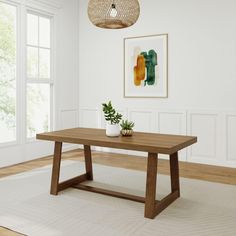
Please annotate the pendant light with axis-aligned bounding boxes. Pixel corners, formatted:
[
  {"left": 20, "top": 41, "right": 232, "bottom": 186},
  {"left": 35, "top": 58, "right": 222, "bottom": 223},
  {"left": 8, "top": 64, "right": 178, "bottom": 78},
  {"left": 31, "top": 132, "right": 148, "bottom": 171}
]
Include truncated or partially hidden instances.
[{"left": 88, "top": 0, "right": 140, "bottom": 29}]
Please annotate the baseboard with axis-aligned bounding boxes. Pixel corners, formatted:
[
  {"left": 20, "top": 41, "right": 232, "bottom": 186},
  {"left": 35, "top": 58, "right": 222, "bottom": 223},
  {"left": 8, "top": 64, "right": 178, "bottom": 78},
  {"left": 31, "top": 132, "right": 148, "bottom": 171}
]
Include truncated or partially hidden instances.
[{"left": 62, "top": 144, "right": 80, "bottom": 152}]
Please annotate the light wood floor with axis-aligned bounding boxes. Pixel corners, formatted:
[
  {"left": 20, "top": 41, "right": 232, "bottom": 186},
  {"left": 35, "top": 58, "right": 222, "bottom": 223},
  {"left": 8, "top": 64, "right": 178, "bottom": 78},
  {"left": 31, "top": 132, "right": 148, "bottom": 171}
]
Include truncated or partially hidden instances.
[
  {"left": 1, "top": 149, "right": 236, "bottom": 184},
  {"left": 0, "top": 149, "right": 236, "bottom": 236},
  {"left": 0, "top": 227, "right": 25, "bottom": 236}
]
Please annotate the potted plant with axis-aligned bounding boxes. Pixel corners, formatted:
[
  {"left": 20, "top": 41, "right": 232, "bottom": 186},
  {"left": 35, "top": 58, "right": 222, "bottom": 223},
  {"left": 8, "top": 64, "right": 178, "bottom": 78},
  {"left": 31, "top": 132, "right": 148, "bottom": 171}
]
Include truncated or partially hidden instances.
[
  {"left": 102, "top": 101, "right": 122, "bottom": 137},
  {"left": 120, "top": 119, "right": 135, "bottom": 136}
]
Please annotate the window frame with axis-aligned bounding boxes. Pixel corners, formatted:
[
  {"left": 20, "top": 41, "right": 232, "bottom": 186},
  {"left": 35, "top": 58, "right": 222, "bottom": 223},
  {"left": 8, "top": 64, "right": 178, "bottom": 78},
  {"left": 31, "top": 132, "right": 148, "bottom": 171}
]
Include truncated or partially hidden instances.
[
  {"left": 0, "top": 0, "right": 19, "bottom": 147},
  {"left": 25, "top": 9, "right": 54, "bottom": 141},
  {"left": 0, "top": 0, "right": 55, "bottom": 147}
]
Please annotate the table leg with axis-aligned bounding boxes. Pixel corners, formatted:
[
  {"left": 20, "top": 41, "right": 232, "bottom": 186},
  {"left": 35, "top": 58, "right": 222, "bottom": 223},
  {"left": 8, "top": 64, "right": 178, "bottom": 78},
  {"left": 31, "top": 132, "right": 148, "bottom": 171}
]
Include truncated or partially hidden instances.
[
  {"left": 50, "top": 144, "right": 93, "bottom": 195},
  {"left": 144, "top": 152, "right": 158, "bottom": 219},
  {"left": 170, "top": 152, "right": 180, "bottom": 197},
  {"left": 50, "top": 141, "right": 62, "bottom": 195},
  {"left": 84, "top": 145, "right": 93, "bottom": 180}
]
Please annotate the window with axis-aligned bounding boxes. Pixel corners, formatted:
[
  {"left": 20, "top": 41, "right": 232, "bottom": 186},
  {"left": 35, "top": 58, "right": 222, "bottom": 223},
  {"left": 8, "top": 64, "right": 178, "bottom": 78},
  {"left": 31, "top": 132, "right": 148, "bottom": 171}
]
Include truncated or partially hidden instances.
[
  {"left": 0, "top": 3, "right": 54, "bottom": 145},
  {"left": 26, "top": 12, "right": 52, "bottom": 138},
  {"left": 0, "top": 2, "right": 17, "bottom": 143}
]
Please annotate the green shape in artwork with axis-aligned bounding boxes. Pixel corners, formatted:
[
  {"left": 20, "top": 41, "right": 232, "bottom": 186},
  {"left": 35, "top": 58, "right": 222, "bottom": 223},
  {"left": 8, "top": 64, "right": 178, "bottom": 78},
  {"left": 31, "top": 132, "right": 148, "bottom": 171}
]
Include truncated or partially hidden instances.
[{"left": 141, "top": 49, "right": 157, "bottom": 86}]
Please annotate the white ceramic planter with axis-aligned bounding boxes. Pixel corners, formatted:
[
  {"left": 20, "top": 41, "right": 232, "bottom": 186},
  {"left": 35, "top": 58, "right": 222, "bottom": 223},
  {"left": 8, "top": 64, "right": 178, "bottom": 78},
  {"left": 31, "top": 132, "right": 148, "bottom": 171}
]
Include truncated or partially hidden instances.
[{"left": 106, "top": 123, "right": 120, "bottom": 137}]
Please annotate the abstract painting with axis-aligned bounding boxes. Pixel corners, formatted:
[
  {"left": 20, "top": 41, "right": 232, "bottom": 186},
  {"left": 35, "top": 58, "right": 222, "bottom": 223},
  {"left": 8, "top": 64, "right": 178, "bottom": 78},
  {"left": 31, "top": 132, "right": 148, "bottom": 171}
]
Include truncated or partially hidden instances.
[{"left": 124, "top": 34, "right": 168, "bottom": 98}]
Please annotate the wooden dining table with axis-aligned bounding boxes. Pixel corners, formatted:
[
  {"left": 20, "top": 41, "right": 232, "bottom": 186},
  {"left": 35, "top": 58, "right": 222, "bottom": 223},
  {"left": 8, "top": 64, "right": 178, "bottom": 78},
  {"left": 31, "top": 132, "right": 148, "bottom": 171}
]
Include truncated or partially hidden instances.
[{"left": 36, "top": 127, "right": 197, "bottom": 219}]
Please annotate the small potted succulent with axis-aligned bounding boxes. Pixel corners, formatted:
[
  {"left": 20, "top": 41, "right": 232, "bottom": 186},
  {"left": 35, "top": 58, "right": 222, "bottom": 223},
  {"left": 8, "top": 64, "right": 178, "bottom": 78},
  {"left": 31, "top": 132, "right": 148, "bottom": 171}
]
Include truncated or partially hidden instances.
[
  {"left": 102, "top": 101, "right": 122, "bottom": 137},
  {"left": 120, "top": 119, "right": 135, "bottom": 136}
]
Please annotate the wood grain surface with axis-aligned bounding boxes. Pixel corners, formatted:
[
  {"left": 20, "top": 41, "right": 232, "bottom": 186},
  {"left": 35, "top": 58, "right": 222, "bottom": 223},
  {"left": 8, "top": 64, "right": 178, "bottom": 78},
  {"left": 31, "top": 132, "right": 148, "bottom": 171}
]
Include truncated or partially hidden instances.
[{"left": 37, "top": 127, "right": 197, "bottom": 154}]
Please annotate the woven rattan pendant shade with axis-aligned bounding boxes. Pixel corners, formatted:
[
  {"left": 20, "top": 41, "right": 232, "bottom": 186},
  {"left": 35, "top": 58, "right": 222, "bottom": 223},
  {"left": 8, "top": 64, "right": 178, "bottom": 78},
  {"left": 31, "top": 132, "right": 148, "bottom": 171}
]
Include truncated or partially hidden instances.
[{"left": 88, "top": 0, "right": 140, "bottom": 29}]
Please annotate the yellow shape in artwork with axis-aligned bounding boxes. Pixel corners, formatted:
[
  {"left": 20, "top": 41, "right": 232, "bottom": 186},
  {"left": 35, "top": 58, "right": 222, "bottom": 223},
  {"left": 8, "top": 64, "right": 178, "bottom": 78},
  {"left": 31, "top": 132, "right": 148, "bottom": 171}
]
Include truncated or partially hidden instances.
[{"left": 134, "top": 55, "right": 145, "bottom": 86}]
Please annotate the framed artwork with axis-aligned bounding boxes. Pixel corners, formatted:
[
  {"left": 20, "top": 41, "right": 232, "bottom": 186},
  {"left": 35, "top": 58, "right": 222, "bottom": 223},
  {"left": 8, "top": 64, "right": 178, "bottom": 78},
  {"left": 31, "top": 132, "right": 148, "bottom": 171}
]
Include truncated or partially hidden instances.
[{"left": 124, "top": 34, "right": 168, "bottom": 98}]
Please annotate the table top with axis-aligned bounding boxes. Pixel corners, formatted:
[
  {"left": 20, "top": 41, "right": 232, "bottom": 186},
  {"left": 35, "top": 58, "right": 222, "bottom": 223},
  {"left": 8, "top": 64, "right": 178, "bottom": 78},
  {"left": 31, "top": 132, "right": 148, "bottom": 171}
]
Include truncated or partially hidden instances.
[{"left": 37, "top": 128, "right": 197, "bottom": 154}]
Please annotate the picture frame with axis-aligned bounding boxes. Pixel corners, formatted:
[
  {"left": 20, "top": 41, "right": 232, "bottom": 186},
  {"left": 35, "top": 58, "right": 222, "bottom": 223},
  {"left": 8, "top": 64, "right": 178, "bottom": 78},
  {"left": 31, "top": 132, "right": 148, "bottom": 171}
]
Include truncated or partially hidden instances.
[{"left": 124, "top": 34, "right": 168, "bottom": 98}]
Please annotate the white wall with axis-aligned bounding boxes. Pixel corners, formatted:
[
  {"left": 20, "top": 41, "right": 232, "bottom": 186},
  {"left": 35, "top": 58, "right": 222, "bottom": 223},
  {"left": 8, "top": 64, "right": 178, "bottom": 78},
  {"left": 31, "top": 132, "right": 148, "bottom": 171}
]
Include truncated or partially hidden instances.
[
  {"left": 56, "top": 0, "right": 79, "bottom": 130},
  {"left": 0, "top": 0, "right": 79, "bottom": 167},
  {"left": 78, "top": 0, "right": 236, "bottom": 167}
]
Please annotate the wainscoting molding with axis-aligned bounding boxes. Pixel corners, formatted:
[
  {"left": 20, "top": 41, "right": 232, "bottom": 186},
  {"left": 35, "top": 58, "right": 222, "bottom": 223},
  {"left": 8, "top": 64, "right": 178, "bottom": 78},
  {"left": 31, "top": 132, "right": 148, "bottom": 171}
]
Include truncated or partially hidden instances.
[
  {"left": 59, "top": 109, "right": 79, "bottom": 152},
  {"left": 187, "top": 111, "right": 219, "bottom": 163},
  {"left": 127, "top": 109, "right": 156, "bottom": 157},
  {"left": 79, "top": 108, "right": 236, "bottom": 167},
  {"left": 157, "top": 110, "right": 187, "bottom": 161},
  {"left": 129, "top": 109, "right": 156, "bottom": 133},
  {"left": 60, "top": 109, "right": 78, "bottom": 129},
  {"left": 226, "top": 113, "right": 236, "bottom": 163},
  {"left": 79, "top": 108, "right": 99, "bottom": 129}
]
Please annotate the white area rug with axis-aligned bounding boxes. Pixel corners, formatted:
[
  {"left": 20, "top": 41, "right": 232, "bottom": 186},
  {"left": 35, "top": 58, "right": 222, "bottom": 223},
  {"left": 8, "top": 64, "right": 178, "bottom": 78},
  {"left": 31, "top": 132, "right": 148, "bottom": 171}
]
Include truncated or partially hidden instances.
[{"left": 0, "top": 160, "right": 236, "bottom": 236}]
